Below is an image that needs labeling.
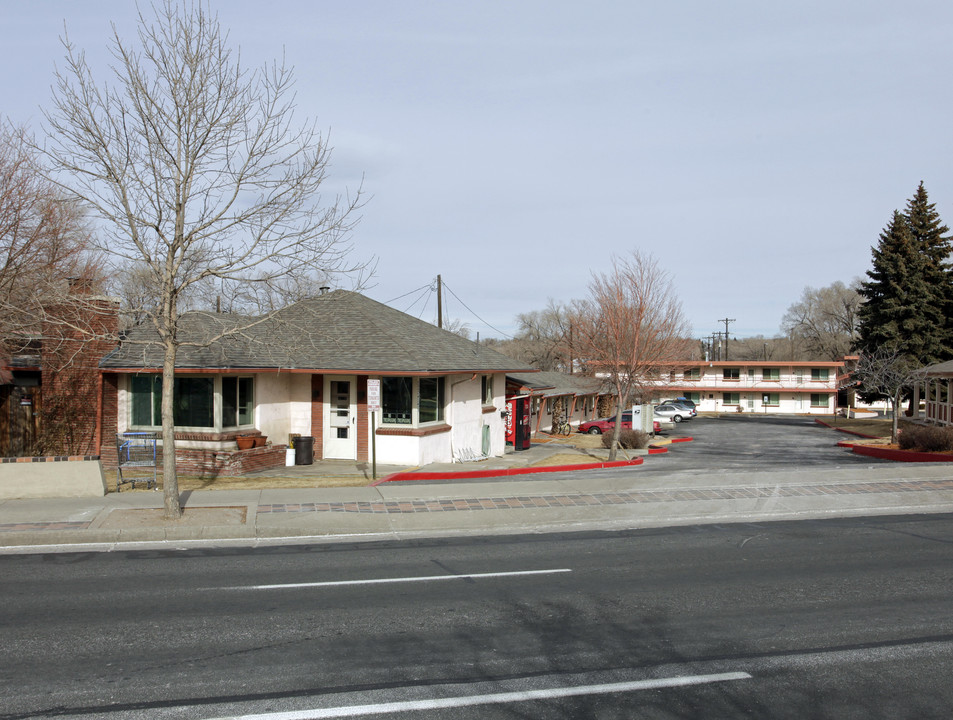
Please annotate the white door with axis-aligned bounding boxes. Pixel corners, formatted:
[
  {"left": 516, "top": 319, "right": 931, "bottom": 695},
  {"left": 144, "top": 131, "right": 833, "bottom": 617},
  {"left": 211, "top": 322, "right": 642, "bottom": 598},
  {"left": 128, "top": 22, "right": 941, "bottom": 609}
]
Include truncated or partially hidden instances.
[{"left": 324, "top": 376, "right": 357, "bottom": 459}]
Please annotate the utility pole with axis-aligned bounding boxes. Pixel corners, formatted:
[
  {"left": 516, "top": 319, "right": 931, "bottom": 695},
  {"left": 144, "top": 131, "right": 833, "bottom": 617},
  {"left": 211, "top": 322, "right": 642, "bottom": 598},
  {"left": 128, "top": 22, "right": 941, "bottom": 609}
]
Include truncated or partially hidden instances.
[
  {"left": 717, "top": 317, "right": 735, "bottom": 360},
  {"left": 436, "top": 274, "right": 443, "bottom": 329}
]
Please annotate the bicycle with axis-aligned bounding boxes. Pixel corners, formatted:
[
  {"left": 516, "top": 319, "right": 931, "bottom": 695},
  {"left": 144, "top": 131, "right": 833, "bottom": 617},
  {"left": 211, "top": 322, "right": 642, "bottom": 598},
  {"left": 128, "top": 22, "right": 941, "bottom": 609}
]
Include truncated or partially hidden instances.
[{"left": 553, "top": 419, "right": 573, "bottom": 436}]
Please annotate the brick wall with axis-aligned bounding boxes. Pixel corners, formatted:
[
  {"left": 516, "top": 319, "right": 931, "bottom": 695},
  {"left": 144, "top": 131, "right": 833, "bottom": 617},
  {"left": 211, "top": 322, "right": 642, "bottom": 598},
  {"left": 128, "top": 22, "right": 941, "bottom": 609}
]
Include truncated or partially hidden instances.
[
  {"left": 356, "top": 374, "right": 368, "bottom": 462},
  {"left": 311, "top": 373, "right": 323, "bottom": 459},
  {"left": 42, "top": 296, "right": 119, "bottom": 456}
]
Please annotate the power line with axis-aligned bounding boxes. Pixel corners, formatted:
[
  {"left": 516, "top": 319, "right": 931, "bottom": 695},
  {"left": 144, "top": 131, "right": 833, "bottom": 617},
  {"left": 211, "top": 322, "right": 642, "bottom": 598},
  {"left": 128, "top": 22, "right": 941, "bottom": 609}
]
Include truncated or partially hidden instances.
[{"left": 443, "top": 281, "right": 514, "bottom": 339}]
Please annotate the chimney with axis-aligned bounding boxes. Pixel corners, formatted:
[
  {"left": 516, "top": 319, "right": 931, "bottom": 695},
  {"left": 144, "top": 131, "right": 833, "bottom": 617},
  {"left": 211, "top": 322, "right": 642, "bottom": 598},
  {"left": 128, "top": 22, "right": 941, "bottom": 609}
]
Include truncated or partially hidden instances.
[{"left": 319, "top": 286, "right": 331, "bottom": 295}]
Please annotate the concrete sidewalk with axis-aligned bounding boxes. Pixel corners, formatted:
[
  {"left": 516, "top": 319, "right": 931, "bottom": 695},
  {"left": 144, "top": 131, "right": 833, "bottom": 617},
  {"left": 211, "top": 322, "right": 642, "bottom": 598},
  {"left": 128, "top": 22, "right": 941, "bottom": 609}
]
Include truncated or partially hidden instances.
[{"left": 2, "top": 444, "right": 953, "bottom": 551}]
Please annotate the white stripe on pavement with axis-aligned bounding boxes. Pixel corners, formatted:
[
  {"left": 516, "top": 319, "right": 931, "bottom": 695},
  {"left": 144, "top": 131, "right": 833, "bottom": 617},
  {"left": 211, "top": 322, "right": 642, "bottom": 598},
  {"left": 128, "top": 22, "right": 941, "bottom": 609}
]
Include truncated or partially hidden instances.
[
  {"left": 204, "top": 672, "right": 752, "bottom": 719},
  {"left": 217, "top": 568, "right": 572, "bottom": 591}
]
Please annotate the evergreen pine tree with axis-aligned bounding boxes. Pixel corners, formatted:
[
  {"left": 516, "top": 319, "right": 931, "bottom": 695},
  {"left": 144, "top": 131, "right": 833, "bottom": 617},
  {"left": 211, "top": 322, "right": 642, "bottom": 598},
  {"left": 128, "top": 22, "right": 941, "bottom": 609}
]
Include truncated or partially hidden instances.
[
  {"left": 857, "top": 185, "right": 953, "bottom": 367},
  {"left": 904, "top": 181, "right": 953, "bottom": 350}
]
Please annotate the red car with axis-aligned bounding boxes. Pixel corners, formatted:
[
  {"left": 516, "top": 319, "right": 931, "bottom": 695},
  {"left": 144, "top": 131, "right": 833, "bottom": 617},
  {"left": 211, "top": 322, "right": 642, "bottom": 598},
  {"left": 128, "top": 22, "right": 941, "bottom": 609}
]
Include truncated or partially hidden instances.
[{"left": 578, "top": 412, "right": 660, "bottom": 434}]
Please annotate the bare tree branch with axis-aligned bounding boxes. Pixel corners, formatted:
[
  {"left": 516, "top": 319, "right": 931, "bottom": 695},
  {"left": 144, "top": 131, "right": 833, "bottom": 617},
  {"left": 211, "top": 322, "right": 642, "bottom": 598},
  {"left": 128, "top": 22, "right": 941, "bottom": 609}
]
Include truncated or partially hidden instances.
[
  {"left": 40, "top": 1, "right": 369, "bottom": 518},
  {"left": 571, "top": 250, "right": 691, "bottom": 461}
]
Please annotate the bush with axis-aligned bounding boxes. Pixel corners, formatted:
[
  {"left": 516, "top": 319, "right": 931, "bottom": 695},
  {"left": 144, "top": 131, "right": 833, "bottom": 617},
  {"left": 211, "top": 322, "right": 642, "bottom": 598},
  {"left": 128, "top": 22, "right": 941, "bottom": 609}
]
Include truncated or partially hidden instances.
[
  {"left": 602, "top": 428, "right": 650, "bottom": 450},
  {"left": 898, "top": 424, "right": 953, "bottom": 453}
]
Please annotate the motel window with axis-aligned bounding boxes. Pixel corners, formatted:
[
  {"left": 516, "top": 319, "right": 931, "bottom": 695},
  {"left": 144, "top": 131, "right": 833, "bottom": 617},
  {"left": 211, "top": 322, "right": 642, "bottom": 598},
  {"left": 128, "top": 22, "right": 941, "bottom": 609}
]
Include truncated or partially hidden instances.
[
  {"left": 723, "top": 368, "right": 740, "bottom": 381},
  {"left": 683, "top": 368, "right": 700, "bottom": 380},
  {"left": 762, "top": 368, "right": 780, "bottom": 381},
  {"left": 763, "top": 393, "right": 780, "bottom": 406},
  {"left": 811, "top": 368, "right": 830, "bottom": 381},
  {"left": 682, "top": 392, "right": 701, "bottom": 404},
  {"left": 810, "top": 393, "right": 829, "bottom": 408},
  {"left": 723, "top": 392, "right": 740, "bottom": 405}
]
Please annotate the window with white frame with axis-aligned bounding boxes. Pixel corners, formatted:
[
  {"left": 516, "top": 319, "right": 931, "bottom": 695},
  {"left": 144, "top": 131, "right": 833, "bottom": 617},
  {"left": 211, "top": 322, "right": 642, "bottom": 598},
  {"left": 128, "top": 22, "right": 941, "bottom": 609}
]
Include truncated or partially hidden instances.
[
  {"left": 381, "top": 377, "right": 413, "bottom": 424},
  {"left": 723, "top": 392, "right": 740, "bottom": 405},
  {"left": 762, "top": 393, "right": 780, "bottom": 406},
  {"left": 222, "top": 376, "right": 255, "bottom": 428},
  {"left": 482, "top": 374, "right": 494, "bottom": 405},
  {"left": 130, "top": 374, "right": 249, "bottom": 430},
  {"left": 723, "top": 368, "right": 740, "bottom": 381},
  {"left": 762, "top": 367, "right": 780, "bottom": 381},
  {"left": 683, "top": 368, "right": 700, "bottom": 380},
  {"left": 381, "top": 376, "right": 446, "bottom": 425},
  {"left": 811, "top": 368, "right": 830, "bottom": 381}
]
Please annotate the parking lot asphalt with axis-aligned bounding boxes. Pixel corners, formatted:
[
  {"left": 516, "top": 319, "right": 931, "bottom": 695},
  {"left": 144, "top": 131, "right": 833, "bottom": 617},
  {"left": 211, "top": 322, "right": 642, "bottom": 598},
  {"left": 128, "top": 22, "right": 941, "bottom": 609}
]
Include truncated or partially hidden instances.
[{"left": 2, "top": 415, "right": 950, "bottom": 553}]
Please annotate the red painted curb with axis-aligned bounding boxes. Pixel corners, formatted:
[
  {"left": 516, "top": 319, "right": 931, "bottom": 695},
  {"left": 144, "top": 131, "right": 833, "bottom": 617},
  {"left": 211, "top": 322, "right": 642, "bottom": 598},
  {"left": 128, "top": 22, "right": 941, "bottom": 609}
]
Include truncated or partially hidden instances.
[
  {"left": 374, "top": 456, "right": 645, "bottom": 485},
  {"left": 851, "top": 444, "right": 953, "bottom": 463}
]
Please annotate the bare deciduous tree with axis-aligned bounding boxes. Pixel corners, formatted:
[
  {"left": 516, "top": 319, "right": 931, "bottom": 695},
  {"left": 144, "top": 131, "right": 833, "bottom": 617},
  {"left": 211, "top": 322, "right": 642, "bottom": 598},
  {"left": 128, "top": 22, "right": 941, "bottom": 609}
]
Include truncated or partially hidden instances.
[
  {"left": 571, "top": 251, "right": 691, "bottom": 461},
  {"left": 499, "top": 300, "right": 573, "bottom": 371},
  {"left": 781, "top": 280, "right": 863, "bottom": 361},
  {"left": 854, "top": 347, "right": 925, "bottom": 443},
  {"left": 0, "top": 121, "right": 101, "bottom": 337},
  {"left": 42, "top": 1, "right": 366, "bottom": 518}
]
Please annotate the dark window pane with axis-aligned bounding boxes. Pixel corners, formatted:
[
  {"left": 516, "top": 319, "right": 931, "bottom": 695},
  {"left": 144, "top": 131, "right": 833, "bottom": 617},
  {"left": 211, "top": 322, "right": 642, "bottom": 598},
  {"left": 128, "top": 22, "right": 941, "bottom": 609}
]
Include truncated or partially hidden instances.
[
  {"left": 222, "top": 377, "right": 237, "bottom": 426},
  {"left": 382, "top": 377, "right": 412, "bottom": 424},
  {"left": 173, "top": 377, "right": 214, "bottom": 427},
  {"left": 419, "top": 377, "right": 444, "bottom": 423}
]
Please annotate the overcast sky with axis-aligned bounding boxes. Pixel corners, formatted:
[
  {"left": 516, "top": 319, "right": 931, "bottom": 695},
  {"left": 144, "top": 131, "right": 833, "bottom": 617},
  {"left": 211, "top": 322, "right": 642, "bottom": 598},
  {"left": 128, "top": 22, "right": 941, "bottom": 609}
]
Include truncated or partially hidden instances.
[{"left": 4, "top": 1, "right": 953, "bottom": 341}]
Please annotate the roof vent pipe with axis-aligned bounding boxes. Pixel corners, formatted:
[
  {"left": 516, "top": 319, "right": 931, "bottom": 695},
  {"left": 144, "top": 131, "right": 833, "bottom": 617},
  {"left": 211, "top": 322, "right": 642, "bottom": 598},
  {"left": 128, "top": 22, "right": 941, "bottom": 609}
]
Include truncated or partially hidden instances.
[{"left": 319, "top": 286, "right": 330, "bottom": 295}]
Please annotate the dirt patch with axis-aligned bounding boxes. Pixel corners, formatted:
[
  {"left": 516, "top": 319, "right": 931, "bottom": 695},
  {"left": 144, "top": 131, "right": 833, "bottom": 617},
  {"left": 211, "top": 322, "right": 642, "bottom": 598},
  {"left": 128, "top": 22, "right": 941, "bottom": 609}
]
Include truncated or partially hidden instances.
[
  {"left": 818, "top": 416, "right": 893, "bottom": 438},
  {"left": 104, "top": 471, "right": 371, "bottom": 493},
  {"left": 529, "top": 452, "right": 607, "bottom": 467}
]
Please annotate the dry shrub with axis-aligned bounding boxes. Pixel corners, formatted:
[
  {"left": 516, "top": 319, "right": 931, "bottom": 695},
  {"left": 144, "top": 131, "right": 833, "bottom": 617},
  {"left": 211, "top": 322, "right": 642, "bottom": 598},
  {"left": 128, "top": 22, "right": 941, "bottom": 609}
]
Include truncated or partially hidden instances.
[
  {"left": 898, "top": 425, "right": 953, "bottom": 453},
  {"left": 602, "top": 428, "right": 649, "bottom": 450}
]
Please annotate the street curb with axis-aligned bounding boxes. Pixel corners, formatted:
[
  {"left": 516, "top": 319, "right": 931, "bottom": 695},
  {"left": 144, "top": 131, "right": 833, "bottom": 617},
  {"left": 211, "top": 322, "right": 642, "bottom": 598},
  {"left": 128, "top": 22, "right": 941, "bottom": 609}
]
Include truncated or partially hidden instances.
[
  {"left": 373, "top": 457, "right": 645, "bottom": 485},
  {"left": 371, "top": 437, "right": 696, "bottom": 485}
]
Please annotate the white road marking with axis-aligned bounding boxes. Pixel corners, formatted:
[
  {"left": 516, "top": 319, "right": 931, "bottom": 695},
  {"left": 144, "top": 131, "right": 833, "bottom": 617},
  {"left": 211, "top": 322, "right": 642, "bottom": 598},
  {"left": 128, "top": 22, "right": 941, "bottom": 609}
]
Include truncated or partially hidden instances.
[
  {"left": 204, "top": 672, "right": 752, "bottom": 719},
  {"left": 217, "top": 568, "right": 572, "bottom": 591}
]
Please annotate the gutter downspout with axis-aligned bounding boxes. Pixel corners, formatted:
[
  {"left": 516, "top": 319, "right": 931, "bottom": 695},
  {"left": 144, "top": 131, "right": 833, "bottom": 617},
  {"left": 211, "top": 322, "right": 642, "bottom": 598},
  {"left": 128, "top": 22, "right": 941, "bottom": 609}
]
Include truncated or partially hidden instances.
[{"left": 95, "top": 370, "right": 103, "bottom": 457}]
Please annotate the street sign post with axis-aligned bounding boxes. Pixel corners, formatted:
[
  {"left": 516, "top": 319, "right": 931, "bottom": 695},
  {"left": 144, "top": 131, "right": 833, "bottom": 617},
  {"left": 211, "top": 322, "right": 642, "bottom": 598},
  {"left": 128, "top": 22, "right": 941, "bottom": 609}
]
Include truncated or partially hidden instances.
[{"left": 367, "top": 379, "right": 381, "bottom": 479}]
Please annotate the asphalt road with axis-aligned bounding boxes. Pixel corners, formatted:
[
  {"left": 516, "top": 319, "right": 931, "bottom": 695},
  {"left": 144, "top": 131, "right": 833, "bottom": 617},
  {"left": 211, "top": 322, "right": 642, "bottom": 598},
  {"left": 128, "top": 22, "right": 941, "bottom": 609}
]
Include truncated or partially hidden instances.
[{"left": 3, "top": 513, "right": 953, "bottom": 719}]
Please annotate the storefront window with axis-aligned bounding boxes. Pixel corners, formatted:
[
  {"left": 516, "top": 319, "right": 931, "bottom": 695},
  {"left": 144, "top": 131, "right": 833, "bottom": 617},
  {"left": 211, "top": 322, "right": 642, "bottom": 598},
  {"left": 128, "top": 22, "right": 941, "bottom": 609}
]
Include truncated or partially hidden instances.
[
  {"left": 130, "top": 375, "right": 240, "bottom": 429},
  {"left": 382, "top": 377, "right": 413, "bottom": 424},
  {"left": 419, "top": 377, "right": 445, "bottom": 423}
]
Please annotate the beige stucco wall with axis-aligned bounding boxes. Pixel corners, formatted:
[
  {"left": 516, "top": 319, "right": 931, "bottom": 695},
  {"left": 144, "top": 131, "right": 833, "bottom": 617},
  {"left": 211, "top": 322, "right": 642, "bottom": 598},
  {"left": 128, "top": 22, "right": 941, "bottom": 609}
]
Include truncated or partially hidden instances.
[
  {"left": 255, "top": 372, "right": 312, "bottom": 445},
  {"left": 0, "top": 459, "right": 107, "bottom": 499}
]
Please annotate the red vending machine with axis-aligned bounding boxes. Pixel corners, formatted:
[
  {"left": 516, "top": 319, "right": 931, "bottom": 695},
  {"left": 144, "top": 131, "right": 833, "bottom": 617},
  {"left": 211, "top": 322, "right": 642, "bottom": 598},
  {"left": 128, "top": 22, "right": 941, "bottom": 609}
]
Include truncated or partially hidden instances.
[{"left": 506, "top": 396, "right": 531, "bottom": 451}]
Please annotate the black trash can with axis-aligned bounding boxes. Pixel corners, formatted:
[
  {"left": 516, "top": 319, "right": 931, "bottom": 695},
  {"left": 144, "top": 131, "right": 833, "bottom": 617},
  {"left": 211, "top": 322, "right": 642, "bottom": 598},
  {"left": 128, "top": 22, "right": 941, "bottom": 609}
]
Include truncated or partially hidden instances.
[{"left": 294, "top": 435, "right": 315, "bottom": 465}]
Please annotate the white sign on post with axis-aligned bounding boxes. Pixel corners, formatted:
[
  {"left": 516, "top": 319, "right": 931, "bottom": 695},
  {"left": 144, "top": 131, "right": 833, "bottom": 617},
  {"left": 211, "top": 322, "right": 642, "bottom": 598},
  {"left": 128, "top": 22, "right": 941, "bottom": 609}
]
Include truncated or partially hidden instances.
[{"left": 367, "top": 378, "right": 381, "bottom": 412}]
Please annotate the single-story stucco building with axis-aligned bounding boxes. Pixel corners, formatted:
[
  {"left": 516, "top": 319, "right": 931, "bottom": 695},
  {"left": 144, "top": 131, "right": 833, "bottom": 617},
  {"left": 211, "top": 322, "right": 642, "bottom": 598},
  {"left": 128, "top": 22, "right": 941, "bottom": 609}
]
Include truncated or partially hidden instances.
[{"left": 99, "top": 290, "right": 536, "bottom": 474}]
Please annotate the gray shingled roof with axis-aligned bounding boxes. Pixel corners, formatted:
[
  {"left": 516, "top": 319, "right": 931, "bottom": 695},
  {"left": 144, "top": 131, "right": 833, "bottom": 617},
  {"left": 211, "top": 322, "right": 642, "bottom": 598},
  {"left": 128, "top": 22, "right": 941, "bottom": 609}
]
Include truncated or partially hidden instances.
[
  {"left": 508, "top": 371, "right": 607, "bottom": 398},
  {"left": 100, "top": 290, "right": 537, "bottom": 374}
]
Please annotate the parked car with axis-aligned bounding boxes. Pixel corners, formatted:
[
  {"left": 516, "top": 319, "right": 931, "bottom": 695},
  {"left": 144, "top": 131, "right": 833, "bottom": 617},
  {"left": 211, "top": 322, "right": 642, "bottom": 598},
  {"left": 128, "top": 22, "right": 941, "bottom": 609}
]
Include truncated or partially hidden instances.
[
  {"left": 578, "top": 412, "right": 632, "bottom": 434},
  {"left": 654, "top": 403, "right": 693, "bottom": 423},
  {"left": 662, "top": 397, "right": 697, "bottom": 412},
  {"left": 669, "top": 401, "right": 697, "bottom": 417},
  {"left": 578, "top": 412, "right": 662, "bottom": 435},
  {"left": 653, "top": 414, "right": 675, "bottom": 431}
]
